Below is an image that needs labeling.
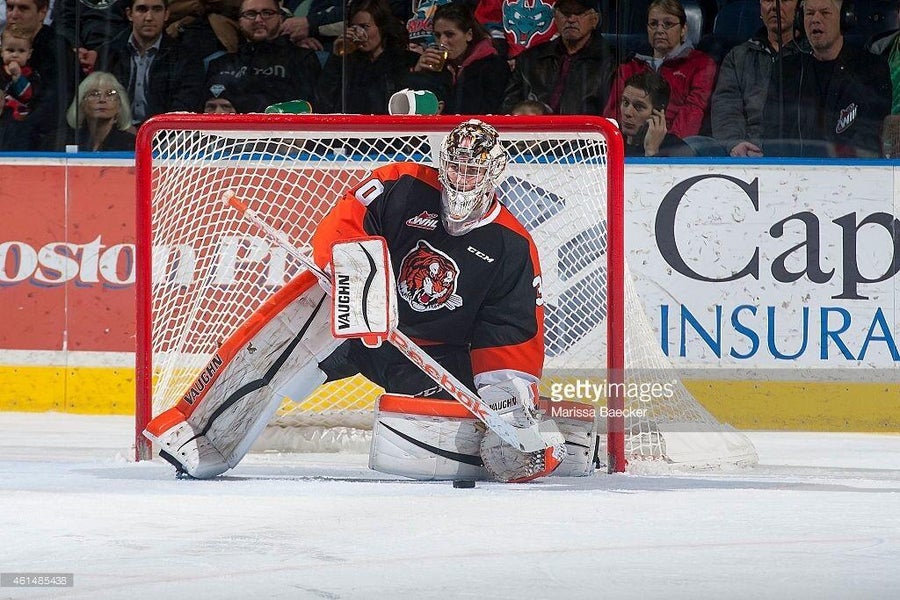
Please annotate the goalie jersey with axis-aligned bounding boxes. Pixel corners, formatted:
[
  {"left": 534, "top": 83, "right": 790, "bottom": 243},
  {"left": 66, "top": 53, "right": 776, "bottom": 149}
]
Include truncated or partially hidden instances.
[{"left": 311, "top": 162, "right": 545, "bottom": 384}]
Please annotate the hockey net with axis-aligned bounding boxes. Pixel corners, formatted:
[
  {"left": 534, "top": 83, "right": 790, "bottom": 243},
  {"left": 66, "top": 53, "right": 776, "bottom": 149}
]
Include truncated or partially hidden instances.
[{"left": 134, "top": 114, "right": 757, "bottom": 472}]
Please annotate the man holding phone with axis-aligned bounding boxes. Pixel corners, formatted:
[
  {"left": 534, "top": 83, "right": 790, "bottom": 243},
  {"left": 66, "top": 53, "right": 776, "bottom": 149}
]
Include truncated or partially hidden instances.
[{"left": 619, "top": 71, "right": 692, "bottom": 157}]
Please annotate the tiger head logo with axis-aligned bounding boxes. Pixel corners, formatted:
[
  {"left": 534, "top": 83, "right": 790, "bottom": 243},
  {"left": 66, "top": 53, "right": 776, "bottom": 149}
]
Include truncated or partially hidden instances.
[{"left": 398, "top": 241, "right": 463, "bottom": 312}]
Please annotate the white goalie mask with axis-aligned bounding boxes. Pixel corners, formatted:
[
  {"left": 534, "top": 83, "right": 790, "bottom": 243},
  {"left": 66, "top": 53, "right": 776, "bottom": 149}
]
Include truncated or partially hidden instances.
[{"left": 437, "top": 119, "right": 508, "bottom": 236}]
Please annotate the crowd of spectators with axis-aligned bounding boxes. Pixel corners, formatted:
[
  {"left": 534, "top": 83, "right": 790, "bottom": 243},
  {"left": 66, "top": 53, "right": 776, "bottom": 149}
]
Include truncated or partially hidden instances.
[{"left": 0, "top": 0, "right": 897, "bottom": 157}]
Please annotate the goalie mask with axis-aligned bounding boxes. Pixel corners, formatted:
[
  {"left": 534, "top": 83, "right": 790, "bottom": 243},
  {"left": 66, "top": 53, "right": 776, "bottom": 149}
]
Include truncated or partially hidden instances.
[{"left": 438, "top": 119, "right": 508, "bottom": 236}]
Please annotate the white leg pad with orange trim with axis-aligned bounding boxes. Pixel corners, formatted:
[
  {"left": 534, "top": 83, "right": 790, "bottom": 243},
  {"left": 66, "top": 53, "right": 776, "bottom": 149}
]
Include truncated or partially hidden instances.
[
  {"left": 143, "top": 407, "right": 232, "bottom": 479},
  {"left": 369, "top": 394, "right": 491, "bottom": 481},
  {"left": 144, "top": 271, "right": 340, "bottom": 479}
]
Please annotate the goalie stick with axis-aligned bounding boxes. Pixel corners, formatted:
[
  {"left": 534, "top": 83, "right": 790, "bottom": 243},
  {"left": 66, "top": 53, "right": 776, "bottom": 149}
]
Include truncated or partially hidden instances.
[{"left": 225, "top": 191, "right": 565, "bottom": 456}]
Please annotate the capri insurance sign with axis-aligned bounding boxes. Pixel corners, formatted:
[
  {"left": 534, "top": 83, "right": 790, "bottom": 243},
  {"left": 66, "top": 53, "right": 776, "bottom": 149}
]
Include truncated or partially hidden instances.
[{"left": 626, "top": 163, "right": 900, "bottom": 369}]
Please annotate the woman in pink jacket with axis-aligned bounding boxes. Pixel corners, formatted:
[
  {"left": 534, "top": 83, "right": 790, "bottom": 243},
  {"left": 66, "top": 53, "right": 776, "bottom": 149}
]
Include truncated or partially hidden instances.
[{"left": 603, "top": 0, "right": 716, "bottom": 138}]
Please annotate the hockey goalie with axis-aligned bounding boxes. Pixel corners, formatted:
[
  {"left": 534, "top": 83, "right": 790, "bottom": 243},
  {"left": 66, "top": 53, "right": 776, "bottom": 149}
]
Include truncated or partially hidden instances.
[{"left": 144, "top": 119, "right": 598, "bottom": 482}]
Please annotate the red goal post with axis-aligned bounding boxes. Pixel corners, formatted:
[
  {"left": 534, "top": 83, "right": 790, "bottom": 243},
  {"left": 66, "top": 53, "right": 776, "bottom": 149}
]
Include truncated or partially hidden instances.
[{"left": 134, "top": 114, "right": 755, "bottom": 473}]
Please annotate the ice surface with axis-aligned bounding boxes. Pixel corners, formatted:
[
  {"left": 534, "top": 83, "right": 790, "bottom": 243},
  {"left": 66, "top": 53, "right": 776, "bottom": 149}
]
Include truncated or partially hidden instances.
[{"left": 0, "top": 413, "right": 897, "bottom": 599}]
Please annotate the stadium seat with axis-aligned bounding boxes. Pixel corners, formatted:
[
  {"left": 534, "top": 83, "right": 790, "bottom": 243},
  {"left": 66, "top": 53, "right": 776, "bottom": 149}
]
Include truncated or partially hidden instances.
[
  {"left": 698, "top": 0, "right": 761, "bottom": 63},
  {"left": 712, "top": 0, "right": 762, "bottom": 46}
]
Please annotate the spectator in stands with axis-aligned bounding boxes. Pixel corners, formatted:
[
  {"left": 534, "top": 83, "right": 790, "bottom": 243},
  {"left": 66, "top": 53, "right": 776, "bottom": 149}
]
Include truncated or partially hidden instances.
[
  {"left": 510, "top": 98, "right": 551, "bottom": 115},
  {"left": 867, "top": 27, "right": 900, "bottom": 114},
  {"left": 95, "top": 0, "right": 205, "bottom": 127},
  {"left": 281, "top": 0, "right": 411, "bottom": 53},
  {"left": 203, "top": 93, "right": 237, "bottom": 113},
  {"left": 410, "top": 2, "right": 508, "bottom": 115},
  {"left": 51, "top": 0, "right": 130, "bottom": 75},
  {"left": 406, "top": 0, "right": 452, "bottom": 53},
  {"left": 280, "top": 0, "right": 343, "bottom": 52},
  {"left": 711, "top": 0, "right": 805, "bottom": 157},
  {"left": 0, "top": 23, "right": 41, "bottom": 149},
  {"left": 205, "top": 0, "right": 321, "bottom": 113},
  {"left": 500, "top": 0, "right": 616, "bottom": 115},
  {"left": 619, "top": 71, "right": 691, "bottom": 156},
  {"left": 5, "top": 0, "right": 74, "bottom": 150},
  {"left": 164, "top": 0, "right": 242, "bottom": 70},
  {"left": 316, "top": 0, "right": 425, "bottom": 114},
  {"left": 52, "top": 0, "right": 130, "bottom": 54},
  {"left": 760, "top": 0, "right": 891, "bottom": 157},
  {"left": 64, "top": 71, "right": 136, "bottom": 151},
  {"left": 603, "top": 0, "right": 716, "bottom": 138},
  {"left": 1, "top": 25, "right": 36, "bottom": 115},
  {"left": 201, "top": 73, "right": 246, "bottom": 113},
  {"left": 508, "top": 98, "right": 552, "bottom": 155}
]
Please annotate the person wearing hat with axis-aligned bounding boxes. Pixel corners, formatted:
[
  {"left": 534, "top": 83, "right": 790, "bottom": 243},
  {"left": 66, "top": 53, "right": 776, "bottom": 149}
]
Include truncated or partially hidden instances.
[
  {"left": 202, "top": 75, "right": 247, "bottom": 113},
  {"left": 500, "top": 0, "right": 618, "bottom": 115}
]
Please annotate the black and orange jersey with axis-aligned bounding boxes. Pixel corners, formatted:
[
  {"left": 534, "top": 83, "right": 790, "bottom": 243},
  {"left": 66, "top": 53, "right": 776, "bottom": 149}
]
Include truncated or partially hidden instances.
[{"left": 311, "top": 162, "right": 545, "bottom": 384}]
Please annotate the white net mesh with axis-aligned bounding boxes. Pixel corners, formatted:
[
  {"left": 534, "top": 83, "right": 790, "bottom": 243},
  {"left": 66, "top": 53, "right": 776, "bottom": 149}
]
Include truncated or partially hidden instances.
[{"left": 138, "top": 116, "right": 756, "bottom": 470}]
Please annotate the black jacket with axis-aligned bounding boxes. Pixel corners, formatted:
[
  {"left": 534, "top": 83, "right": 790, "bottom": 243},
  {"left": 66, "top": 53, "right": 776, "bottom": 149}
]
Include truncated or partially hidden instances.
[
  {"left": 760, "top": 42, "right": 891, "bottom": 157},
  {"left": 501, "top": 33, "right": 618, "bottom": 115},
  {"left": 65, "top": 125, "right": 136, "bottom": 152},
  {"left": 317, "top": 46, "right": 419, "bottom": 114},
  {"left": 206, "top": 37, "right": 322, "bottom": 113},
  {"left": 711, "top": 28, "right": 806, "bottom": 152},
  {"left": 29, "top": 25, "right": 76, "bottom": 151},
  {"left": 51, "top": 0, "right": 130, "bottom": 50},
  {"left": 98, "top": 33, "right": 205, "bottom": 124},
  {"left": 445, "top": 51, "right": 510, "bottom": 115}
]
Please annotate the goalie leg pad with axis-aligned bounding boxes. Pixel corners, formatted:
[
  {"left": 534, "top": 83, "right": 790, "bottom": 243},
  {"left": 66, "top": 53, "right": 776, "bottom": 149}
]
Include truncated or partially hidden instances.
[
  {"left": 144, "top": 271, "right": 338, "bottom": 478},
  {"left": 369, "top": 394, "right": 490, "bottom": 481},
  {"left": 146, "top": 360, "right": 330, "bottom": 479},
  {"left": 145, "top": 388, "right": 282, "bottom": 479},
  {"left": 145, "top": 407, "right": 229, "bottom": 478}
]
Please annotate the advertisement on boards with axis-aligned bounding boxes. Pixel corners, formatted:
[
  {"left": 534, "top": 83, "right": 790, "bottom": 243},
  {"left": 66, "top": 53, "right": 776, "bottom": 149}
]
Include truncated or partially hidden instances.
[
  {"left": 0, "top": 159, "right": 897, "bottom": 427},
  {"left": 626, "top": 163, "right": 899, "bottom": 371}
]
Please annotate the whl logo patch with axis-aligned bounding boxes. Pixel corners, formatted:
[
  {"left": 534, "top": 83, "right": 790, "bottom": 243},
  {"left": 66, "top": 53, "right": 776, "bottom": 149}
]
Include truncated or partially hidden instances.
[
  {"left": 406, "top": 211, "right": 439, "bottom": 230},
  {"left": 835, "top": 103, "right": 858, "bottom": 134}
]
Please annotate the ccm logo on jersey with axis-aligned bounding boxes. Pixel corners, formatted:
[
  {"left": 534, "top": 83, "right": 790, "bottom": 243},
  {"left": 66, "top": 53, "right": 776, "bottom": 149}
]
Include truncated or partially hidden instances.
[
  {"left": 405, "top": 211, "right": 439, "bottom": 230},
  {"left": 467, "top": 246, "right": 495, "bottom": 263}
]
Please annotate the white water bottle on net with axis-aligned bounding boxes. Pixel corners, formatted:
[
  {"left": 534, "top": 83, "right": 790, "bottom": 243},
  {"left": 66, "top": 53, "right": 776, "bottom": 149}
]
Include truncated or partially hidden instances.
[{"left": 134, "top": 114, "right": 757, "bottom": 472}]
